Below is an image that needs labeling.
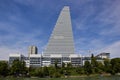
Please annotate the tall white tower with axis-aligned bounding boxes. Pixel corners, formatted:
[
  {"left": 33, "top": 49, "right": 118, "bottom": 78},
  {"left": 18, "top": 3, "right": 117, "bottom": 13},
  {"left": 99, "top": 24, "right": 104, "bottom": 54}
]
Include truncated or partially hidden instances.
[{"left": 44, "top": 6, "right": 75, "bottom": 57}]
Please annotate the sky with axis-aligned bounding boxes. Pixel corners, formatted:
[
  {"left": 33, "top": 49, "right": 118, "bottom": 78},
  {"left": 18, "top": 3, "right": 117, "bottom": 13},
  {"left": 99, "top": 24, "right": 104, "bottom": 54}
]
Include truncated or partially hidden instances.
[{"left": 0, "top": 0, "right": 120, "bottom": 60}]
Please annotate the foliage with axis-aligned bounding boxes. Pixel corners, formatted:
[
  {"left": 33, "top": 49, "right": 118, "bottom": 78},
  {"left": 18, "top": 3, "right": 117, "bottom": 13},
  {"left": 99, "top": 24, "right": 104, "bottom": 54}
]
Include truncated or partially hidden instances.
[
  {"left": 103, "top": 59, "right": 111, "bottom": 73},
  {"left": 110, "top": 58, "right": 120, "bottom": 75},
  {"left": 75, "top": 67, "right": 84, "bottom": 75},
  {"left": 27, "top": 57, "right": 120, "bottom": 77},
  {"left": 91, "top": 54, "right": 99, "bottom": 73},
  {"left": 0, "top": 61, "right": 8, "bottom": 76},
  {"left": 10, "top": 59, "right": 27, "bottom": 76},
  {"left": 84, "top": 60, "right": 92, "bottom": 75},
  {"left": 97, "top": 62, "right": 104, "bottom": 73},
  {"left": 54, "top": 60, "right": 58, "bottom": 69},
  {"left": 62, "top": 62, "right": 65, "bottom": 68},
  {"left": 1, "top": 57, "right": 120, "bottom": 77}
]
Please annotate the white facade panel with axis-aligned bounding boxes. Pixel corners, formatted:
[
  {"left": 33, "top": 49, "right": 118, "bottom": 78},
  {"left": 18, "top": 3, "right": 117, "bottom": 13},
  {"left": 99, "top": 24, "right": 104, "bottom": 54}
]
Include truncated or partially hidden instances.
[
  {"left": 30, "top": 54, "right": 41, "bottom": 57},
  {"left": 44, "top": 6, "right": 75, "bottom": 57},
  {"left": 9, "top": 53, "right": 21, "bottom": 57}
]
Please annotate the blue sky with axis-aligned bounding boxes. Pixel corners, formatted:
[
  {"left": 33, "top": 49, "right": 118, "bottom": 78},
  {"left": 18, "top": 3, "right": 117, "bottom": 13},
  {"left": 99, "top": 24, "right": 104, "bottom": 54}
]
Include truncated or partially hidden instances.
[{"left": 0, "top": 0, "right": 120, "bottom": 60}]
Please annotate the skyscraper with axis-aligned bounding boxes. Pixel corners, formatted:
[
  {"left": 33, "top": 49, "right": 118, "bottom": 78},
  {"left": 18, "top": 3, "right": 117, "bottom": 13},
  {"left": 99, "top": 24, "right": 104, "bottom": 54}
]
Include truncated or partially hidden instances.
[{"left": 44, "top": 6, "right": 75, "bottom": 57}]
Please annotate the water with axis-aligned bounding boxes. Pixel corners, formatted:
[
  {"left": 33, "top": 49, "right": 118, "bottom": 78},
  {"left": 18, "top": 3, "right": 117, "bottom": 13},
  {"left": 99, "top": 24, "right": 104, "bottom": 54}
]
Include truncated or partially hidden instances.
[{"left": 0, "top": 76, "right": 120, "bottom": 80}]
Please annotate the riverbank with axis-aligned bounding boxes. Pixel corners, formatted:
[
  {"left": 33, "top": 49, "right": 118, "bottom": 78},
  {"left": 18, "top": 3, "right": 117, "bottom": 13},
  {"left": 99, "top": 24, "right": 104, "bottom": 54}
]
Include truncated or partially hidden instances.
[{"left": 0, "top": 75, "right": 120, "bottom": 80}]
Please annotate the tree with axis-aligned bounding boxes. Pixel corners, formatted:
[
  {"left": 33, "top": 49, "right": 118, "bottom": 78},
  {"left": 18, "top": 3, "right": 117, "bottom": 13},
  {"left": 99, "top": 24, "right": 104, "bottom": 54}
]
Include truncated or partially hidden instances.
[
  {"left": 48, "top": 66, "right": 56, "bottom": 77},
  {"left": 62, "top": 62, "right": 65, "bottom": 68},
  {"left": 43, "top": 66, "right": 49, "bottom": 77},
  {"left": 110, "top": 58, "right": 120, "bottom": 75},
  {"left": 67, "top": 63, "right": 72, "bottom": 68},
  {"left": 0, "top": 61, "right": 8, "bottom": 76},
  {"left": 49, "top": 66, "right": 62, "bottom": 78},
  {"left": 53, "top": 72, "right": 61, "bottom": 78},
  {"left": 91, "top": 54, "right": 99, "bottom": 73},
  {"left": 103, "top": 58, "right": 111, "bottom": 73},
  {"left": 34, "top": 67, "right": 44, "bottom": 77},
  {"left": 54, "top": 60, "right": 58, "bottom": 69},
  {"left": 76, "top": 67, "right": 84, "bottom": 75},
  {"left": 10, "top": 59, "right": 26, "bottom": 76},
  {"left": 84, "top": 61, "right": 92, "bottom": 75},
  {"left": 97, "top": 62, "right": 104, "bottom": 73}
]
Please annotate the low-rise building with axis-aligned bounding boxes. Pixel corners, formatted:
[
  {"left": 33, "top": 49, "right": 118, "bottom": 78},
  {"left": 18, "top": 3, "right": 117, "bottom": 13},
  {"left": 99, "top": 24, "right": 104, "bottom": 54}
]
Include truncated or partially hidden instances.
[
  {"left": 9, "top": 53, "right": 110, "bottom": 67},
  {"left": 9, "top": 53, "right": 25, "bottom": 66}
]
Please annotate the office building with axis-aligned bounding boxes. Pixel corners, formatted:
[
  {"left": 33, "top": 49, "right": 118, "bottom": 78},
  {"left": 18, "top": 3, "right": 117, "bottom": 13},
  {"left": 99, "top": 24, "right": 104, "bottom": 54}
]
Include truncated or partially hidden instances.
[
  {"left": 9, "top": 53, "right": 25, "bottom": 66},
  {"left": 43, "top": 6, "right": 75, "bottom": 57}
]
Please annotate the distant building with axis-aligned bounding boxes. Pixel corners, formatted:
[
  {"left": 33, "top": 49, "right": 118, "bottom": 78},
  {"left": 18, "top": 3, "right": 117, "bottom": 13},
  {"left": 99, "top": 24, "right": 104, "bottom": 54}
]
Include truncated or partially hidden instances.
[
  {"left": 82, "top": 53, "right": 110, "bottom": 65},
  {"left": 96, "top": 52, "right": 110, "bottom": 59},
  {"left": 9, "top": 53, "right": 24, "bottom": 66},
  {"left": 29, "top": 54, "right": 42, "bottom": 67},
  {"left": 82, "top": 56, "right": 91, "bottom": 65},
  {"left": 9, "top": 52, "right": 110, "bottom": 67},
  {"left": 28, "top": 46, "right": 38, "bottom": 58}
]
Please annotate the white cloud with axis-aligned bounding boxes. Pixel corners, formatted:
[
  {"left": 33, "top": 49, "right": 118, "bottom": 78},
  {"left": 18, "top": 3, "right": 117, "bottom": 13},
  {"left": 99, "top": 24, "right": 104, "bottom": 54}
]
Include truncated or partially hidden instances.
[
  {"left": 74, "top": 0, "right": 120, "bottom": 58},
  {"left": 0, "top": 19, "right": 44, "bottom": 60},
  {"left": 95, "top": 0, "right": 120, "bottom": 37},
  {"left": 102, "top": 41, "right": 120, "bottom": 58},
  {"left": 0, "top": 38, "right": 44, "bottom": 60},
  {"left": 75, "top": 38, "right": 120, "bottom": 58},
  {"left": 0, "top": 46, "right": 19, "bottom": 60},
  {"left": 73, "top": 3, "right": 95, "bottom": 30},
  {"left": 75, "top": 38, "right": 107, "bottom": 55}
]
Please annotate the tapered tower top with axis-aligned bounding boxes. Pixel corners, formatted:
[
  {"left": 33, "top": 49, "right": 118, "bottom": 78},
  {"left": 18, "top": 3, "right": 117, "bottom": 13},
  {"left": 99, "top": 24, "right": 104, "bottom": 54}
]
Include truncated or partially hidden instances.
[{"left": 44, "top": 6, "right": 75, "bottom": 57}]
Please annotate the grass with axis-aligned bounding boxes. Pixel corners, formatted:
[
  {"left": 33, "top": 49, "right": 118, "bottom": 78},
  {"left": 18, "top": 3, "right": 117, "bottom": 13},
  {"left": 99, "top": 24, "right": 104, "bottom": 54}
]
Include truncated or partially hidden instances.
[{"left": 0, "top": 75, "right": 120, "bottom": 80}]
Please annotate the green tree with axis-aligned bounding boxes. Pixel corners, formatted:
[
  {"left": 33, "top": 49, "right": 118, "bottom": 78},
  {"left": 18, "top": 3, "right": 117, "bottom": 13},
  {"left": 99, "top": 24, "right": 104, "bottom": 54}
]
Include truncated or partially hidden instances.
[
  {"left": 103, "top": 58, "right": 111, "bottom": 73},
  {"left": 10, "top": 59, "right": 26, "bottom": 76},
  {"left": 76, "top": 67, "right": 84, "bottom": 75},
  {"left": 48, "top": 66, "right": 62, "bottom": 78},
  {"left": 34, "top": 67, "right": 44, "bottom": 77},
  {"left": 48, "top": 66, "right": 56, "bottom": 77},
  {"left": 84, "top": 60, "right": 92, "bottom": 75},
  {"left": 110, "top": 58, "right": 120, "bottom": 75},
  {"left": 62, "top": 62, "right": 65, "bottom": 68},
  {"left": 97, "top": 62, "right": 104, "bottom": 73},
  {"left": 0, "top": 61, "right": 8, "bottom": 76},
  {"left": 43, "top": 66, "right": 49, "bottom": 77},
  {"left": 54, "top": 60, "right": 58, "bottom": 69},
  {"left": 67, "top": 63, "right": 72, "bottom": 68},
  {"left": 29, "top": 67, "right": 37, "bottom": 77},
  {"left": 53, "top": 72, "right": 61, "bottom": 78},
  {"left": 91, "top": 54, "right": 99, "bottom": 73}
]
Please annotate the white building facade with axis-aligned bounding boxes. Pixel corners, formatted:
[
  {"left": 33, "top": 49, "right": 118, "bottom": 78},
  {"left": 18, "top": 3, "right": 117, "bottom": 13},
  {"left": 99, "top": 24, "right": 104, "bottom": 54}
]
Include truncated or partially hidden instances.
[{"left": 9, "top": 53, "right": 82, "bottom": 67}]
